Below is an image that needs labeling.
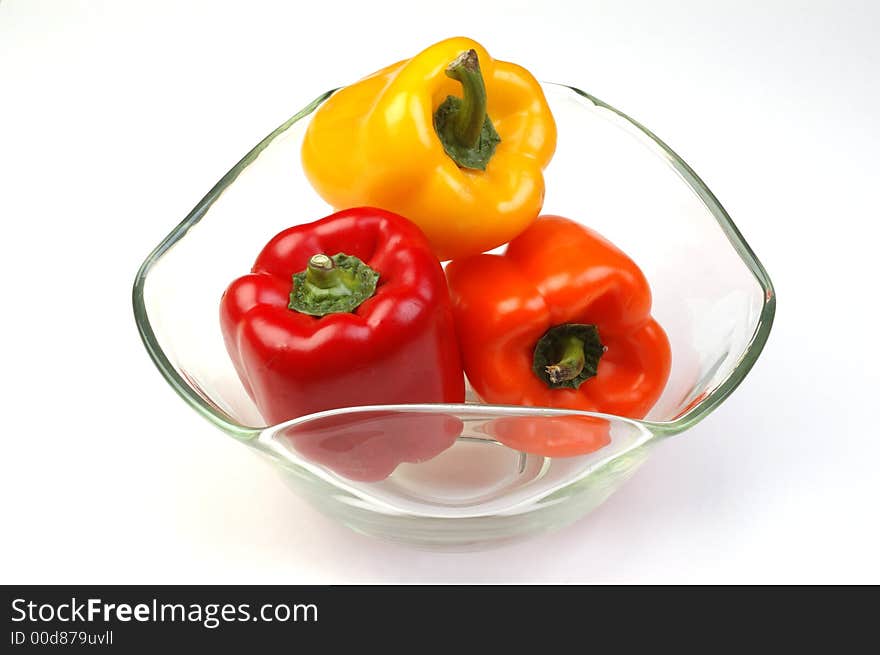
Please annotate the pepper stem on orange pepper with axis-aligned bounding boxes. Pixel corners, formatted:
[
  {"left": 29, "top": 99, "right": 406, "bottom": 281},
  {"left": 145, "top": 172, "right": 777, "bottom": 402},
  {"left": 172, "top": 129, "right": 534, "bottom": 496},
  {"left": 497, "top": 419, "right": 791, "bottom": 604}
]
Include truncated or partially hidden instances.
[
  {"left": 532, "top": 324, "right": 606, "bottom": 390},
  {"left": 545, "top": 334, "right": 587, "bottom": 384},
  {"left": 289, "top": 252, "right": 379, "bottom": 316},
  {"left": 433, "top": 49, "right": 501, "bottom": 171}
]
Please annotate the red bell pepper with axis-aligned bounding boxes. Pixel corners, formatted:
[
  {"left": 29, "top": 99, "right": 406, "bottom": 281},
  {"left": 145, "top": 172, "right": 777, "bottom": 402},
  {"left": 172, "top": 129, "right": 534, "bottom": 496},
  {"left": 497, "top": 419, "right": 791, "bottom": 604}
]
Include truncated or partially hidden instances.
[{"left": 220, "top": 207, "right": 466, "bottom": 429}]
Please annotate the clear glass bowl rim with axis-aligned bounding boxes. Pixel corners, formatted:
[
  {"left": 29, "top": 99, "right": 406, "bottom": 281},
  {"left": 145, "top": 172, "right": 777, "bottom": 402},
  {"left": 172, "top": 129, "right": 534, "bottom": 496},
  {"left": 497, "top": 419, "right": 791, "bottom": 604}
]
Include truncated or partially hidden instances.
[{"left": 131, "top": 84, "right": 776, "bottom": 445}]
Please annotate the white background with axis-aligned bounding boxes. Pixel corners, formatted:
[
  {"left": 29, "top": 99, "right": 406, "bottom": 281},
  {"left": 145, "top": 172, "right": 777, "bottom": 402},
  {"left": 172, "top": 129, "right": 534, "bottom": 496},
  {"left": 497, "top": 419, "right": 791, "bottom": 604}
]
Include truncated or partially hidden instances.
[{"left": 1, "top": 0, "right": 878, "bottom": 583}]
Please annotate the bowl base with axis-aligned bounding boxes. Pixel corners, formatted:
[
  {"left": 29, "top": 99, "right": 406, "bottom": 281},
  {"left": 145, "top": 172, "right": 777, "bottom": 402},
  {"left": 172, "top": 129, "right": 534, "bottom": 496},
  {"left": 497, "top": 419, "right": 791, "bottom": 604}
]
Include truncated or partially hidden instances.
[{"left": 273, "top": 437, "right": 654, "bottom": 551}]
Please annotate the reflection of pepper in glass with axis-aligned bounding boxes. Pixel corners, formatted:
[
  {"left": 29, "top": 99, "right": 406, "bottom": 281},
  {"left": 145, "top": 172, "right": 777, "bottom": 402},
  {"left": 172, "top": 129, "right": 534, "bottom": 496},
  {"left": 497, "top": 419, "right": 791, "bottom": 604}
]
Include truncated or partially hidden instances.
[
  {"left": 220, "top": 207, "right": 465, "bottom": 425},
  {"left": 281, "top": 412, "right": 462, "bottom": 482},
  {"left": 446, "top": 215, "right": 671, "bottom": 424},
  {"left": 301, "top": 36, "right": 557, "bottom": 261},
  {"left": 483, "top": 415, "right": 611, "bottom": 459}
]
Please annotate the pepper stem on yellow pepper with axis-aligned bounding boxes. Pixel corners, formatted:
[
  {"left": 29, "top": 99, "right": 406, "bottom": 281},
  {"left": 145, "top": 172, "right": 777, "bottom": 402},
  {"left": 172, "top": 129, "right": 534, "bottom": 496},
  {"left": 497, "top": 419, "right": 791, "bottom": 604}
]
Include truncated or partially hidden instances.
[
  {"left": 289, "top": 253, "right": 379, "bottom": 316},
  {"left": 433, "top": 49, "right": 501, "bottom": 171},
  {"left": 532, "top": 324, "right": 606, "bottom": 390}
]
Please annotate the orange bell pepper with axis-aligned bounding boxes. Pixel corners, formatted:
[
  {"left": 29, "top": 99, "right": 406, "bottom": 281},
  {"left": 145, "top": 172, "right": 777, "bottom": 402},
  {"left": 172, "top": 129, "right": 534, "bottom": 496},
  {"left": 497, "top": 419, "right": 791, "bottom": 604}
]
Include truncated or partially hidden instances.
[
  {"left": 446, "top": 216, "right": 672, "bottom": 423},
  {"left": 301, "top": 37, "right": 556, "bottom": 261}
]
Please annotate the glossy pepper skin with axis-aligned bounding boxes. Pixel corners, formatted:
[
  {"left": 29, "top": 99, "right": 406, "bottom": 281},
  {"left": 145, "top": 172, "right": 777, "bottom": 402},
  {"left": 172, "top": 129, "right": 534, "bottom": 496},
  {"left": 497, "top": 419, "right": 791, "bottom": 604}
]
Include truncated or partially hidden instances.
[
  {"left": 220, "top": 207, "right": 465, "bottom": 426},
  {"left": 446, "top": 216, "right": 671, "bottom": 453},
  {"left": 301, "top": 36, "right": 557, "bottom": 261}
]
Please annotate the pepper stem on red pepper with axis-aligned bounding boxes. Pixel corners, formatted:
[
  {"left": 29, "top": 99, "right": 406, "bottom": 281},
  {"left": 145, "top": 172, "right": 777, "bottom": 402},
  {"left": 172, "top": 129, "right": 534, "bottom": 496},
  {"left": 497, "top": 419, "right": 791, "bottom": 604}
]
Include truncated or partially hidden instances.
[
  {"left": 532, "top": 324, "right": 606, "bottom": 390},
  {"left": 289, "top": 253, "right": 379, "bottom": 316},
  {"left": 433, "top": 49, "right": 501, "bottom": 171},
  {"left": 304, "top": 253, "right": 337, "bottom": 288}
]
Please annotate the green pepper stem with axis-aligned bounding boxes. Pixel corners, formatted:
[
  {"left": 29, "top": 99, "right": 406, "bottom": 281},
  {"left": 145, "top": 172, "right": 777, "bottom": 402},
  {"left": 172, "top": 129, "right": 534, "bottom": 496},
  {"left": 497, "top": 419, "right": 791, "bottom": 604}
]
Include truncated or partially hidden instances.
[
  {"left": 288, "top": 253, "right": 380, "bottom": 317},
  {"left": 444, "top": 49, "right": 488, "bottom": 149},
  {"left": 532, "top": 323, "right": 605, "bottom": 390},
  {"left": 305, "top": 254, "right": 344, "bottom": 290},
  {"left": 433, "top": 50, "right": 500, "bottom": 171},
  {"left": 545, "top": 335, "right": 586, "bottom": 384}
]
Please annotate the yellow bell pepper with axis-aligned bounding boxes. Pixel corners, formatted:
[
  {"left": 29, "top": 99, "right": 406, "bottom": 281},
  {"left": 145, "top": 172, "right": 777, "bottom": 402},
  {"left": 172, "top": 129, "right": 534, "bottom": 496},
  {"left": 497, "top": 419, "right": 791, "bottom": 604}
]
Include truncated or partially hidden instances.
[{"left": 301, "top": 37, "right": 557, "bottom": 261}]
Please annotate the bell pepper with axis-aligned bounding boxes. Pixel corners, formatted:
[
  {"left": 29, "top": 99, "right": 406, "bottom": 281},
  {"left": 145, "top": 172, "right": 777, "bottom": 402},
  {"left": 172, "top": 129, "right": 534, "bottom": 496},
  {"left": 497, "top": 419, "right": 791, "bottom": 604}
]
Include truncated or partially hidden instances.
[
  {"left": 301, "top": 36, "right": 557, "bottom": 261},
  {"left": 219, "top": 207, "right": 465, "bottom": 427},
  {"left": 446, "top": 215, "right": 671, "bottom": 455}
]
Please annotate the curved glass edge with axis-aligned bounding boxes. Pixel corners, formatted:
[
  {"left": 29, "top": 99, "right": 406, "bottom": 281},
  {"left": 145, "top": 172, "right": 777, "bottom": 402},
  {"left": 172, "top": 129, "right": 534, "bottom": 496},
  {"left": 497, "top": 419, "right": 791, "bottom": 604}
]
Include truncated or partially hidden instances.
[
  {"left": 131, "top": 84, "right": 775, "bottom": 444},
  {"left": 131, "top": 90, "right": 336, "bottom": 442},
  {"left": 560, "top": 86, "right": 776, "bottom": 436},
  {"left": 255, "top": 403, "right": 656, "bottom": 519}
]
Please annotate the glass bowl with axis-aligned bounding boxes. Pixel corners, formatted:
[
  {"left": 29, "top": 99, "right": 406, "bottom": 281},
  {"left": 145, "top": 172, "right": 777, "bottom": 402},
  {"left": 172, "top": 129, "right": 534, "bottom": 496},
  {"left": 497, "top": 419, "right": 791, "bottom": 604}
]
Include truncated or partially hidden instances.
[{"left": 132, "top": 83, "right": 775, "bottom": 550}]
